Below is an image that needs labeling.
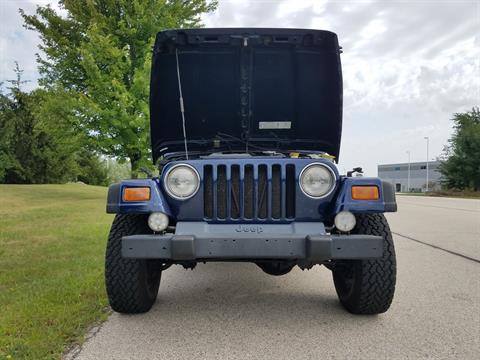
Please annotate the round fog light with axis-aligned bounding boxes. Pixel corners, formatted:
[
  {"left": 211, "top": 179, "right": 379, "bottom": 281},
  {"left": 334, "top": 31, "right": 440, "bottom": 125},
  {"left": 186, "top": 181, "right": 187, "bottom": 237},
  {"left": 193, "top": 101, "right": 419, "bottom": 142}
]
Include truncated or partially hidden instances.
[
  {"left": 148, "top": 212, "right": 169, "bottom": 232},
  {"left": 334, "top": 211, "right": 356, "bottom": 232}
]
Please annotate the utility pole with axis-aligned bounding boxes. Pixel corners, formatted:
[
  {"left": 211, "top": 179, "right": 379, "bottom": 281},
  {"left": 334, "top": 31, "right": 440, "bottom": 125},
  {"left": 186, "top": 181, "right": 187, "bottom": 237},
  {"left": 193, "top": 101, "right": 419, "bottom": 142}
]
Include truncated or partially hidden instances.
[
  {"left": 406, "top": 150, "right": 411, "bottom": 192},
  {"left": 424, "top": 137, "right": 429, "bottom": 192}
]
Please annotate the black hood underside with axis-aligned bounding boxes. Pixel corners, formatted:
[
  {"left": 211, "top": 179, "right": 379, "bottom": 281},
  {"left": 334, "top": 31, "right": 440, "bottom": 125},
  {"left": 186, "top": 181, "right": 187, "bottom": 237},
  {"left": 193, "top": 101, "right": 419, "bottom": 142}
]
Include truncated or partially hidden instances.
[{"left": 150, "top": 28, "right": 343, "bottom": 162}]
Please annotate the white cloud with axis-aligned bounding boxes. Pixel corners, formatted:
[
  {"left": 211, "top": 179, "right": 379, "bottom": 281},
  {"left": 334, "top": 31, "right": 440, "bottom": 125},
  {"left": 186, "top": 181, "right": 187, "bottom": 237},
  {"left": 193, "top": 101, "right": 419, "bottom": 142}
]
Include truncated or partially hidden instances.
[
  {"left": 0, "top": 0, "right": 44, "bottom": 91},
  {"left": 204, "top": 0, "right": 479, "bottom": 175},
  {"left": 360, "top": 19, "right": 386, "bottom": 39},
  {"left": 1, "top": 0, "right": 478, "bottom": 176}
]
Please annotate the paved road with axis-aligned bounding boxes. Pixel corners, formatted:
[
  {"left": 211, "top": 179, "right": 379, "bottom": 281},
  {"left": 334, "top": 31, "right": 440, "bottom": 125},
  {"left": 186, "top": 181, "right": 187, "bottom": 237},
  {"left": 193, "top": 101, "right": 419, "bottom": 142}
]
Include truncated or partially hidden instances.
[
  {"left": 72, "top": 196, "right": 480, "bottom": 360},
  {"left": 388, "top": 195, "right": 480, "bottom": 260}
]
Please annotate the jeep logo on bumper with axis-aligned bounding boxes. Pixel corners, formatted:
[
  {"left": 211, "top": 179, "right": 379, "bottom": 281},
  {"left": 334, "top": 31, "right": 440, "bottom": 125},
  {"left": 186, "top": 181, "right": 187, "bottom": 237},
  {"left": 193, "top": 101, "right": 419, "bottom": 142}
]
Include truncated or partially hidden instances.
[{"left": 235, "top": 225, "right": 264, "bottom": 233}]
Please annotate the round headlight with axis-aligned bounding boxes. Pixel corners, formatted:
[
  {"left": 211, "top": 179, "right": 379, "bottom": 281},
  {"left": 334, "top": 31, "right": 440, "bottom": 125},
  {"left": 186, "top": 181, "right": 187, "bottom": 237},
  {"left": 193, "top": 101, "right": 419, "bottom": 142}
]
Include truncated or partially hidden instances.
[
  {"left": 164, "top": 164, "right": 200, "bottom": 200},
  {"left": 299, "top": 163, "right": 336, "bottom": 198},
  {"left": 334, "top": 211, "right": 356, "bottom": 232}
]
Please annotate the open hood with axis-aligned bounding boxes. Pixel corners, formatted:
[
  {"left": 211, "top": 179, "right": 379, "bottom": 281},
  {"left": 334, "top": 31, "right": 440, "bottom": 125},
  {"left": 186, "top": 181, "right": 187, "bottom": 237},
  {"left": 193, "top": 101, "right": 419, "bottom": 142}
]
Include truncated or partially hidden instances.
[{"left": 150, "top": 28, "right": 343, "bottom": 162}]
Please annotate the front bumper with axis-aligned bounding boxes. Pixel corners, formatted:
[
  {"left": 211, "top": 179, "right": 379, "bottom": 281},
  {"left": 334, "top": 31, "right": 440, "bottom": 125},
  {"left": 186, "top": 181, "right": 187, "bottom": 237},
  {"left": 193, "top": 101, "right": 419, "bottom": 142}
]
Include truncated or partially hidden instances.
[{"left": 122, "top": 222, "right": 383, "bottom": 262}]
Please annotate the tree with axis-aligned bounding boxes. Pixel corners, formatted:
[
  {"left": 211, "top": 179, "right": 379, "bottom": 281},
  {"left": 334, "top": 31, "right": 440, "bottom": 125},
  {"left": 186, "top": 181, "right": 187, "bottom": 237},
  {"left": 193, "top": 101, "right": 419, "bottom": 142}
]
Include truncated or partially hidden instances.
[
  {"left": 0, "top": 66, "right": 78, "bottom": 184},
  {"left": 0, "top": 84, "right": 19, "bottom": 181},
  {"left": 76, "top": 149, "right": 110, "bottom": 186},
  {"left": 439, "top": 108, "right": 480, "bottom": 191},
  {"left": 21, "top": 0, "right": 217, "bottom": 177}
]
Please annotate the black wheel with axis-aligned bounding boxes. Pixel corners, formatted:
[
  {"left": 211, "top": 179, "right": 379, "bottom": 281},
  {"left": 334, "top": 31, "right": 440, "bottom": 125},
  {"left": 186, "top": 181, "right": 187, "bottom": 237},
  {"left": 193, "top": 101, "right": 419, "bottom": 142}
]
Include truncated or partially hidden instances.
[
  {"left": 105, "top": 214, "right": 162, "bottom": 314},
  {"left": 256, "top": 261, "right": 295, "bottom": 276},
  {"left": 332, "top": 213, "right": 396, "bottom": 315}
]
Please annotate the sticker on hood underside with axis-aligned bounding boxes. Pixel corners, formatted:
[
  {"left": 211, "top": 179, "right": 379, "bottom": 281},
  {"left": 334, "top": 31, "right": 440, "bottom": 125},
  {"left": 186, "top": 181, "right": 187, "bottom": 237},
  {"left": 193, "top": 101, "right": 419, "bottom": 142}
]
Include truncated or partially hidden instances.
[{"left": 259, "top": 121, "right": 291, "bottom": 129}]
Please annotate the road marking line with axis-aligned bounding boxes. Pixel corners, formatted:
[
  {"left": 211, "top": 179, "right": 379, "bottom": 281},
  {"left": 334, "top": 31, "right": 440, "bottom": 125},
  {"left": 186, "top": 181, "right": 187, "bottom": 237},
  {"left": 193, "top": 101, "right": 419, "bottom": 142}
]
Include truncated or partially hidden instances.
[{"left": 393, "top": 232, "right": 480, "bottom": 264}]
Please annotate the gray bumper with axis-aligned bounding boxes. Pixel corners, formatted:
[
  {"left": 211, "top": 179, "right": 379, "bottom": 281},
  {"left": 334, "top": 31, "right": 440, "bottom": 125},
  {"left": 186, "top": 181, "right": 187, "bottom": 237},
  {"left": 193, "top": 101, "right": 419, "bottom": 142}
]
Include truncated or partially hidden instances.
[{"left": 122, "top": 222, "right": 383, "bottom": 262}]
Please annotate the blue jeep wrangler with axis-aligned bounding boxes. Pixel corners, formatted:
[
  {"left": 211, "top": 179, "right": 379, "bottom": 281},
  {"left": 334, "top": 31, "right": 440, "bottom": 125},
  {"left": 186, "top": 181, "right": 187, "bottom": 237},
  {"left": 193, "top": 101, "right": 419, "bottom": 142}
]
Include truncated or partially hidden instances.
[{"left": 105, "top": 28, "right": 397, "bottom": 315}]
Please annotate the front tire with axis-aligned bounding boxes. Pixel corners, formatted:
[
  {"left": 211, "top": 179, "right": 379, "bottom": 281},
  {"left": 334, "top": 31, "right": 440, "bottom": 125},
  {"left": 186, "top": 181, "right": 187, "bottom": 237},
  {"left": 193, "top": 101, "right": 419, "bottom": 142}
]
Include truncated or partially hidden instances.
[
  {"left": 332, "top": 213, "right": 396, "bottom": 314},
  {"left": 105, "top": 214, "right": 162, "bottom": 314}
]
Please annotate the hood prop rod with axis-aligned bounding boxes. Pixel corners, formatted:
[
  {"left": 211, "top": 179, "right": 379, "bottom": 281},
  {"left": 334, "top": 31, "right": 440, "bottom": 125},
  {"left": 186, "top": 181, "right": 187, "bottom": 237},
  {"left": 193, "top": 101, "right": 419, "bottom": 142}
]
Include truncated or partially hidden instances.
[{"left": 175, "top": 48, "right": 189, "bottom": 160}]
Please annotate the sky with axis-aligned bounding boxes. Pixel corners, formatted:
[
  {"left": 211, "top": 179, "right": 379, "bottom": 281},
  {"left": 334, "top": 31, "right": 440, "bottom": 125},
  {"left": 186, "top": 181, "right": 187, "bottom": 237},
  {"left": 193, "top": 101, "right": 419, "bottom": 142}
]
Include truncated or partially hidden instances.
[{"left": 1, "top": 0, "right": 479, "bottom": 176}]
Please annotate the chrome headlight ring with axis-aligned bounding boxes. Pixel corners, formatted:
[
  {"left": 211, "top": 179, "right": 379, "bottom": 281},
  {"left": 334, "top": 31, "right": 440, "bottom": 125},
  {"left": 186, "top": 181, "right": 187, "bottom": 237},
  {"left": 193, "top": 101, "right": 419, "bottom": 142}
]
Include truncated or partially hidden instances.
[
  {"left": 299, "top": 163, "right": 337, "bottom": 199},
  {"left": 163, "top": 163, "right": 200, "bottom": 200}
]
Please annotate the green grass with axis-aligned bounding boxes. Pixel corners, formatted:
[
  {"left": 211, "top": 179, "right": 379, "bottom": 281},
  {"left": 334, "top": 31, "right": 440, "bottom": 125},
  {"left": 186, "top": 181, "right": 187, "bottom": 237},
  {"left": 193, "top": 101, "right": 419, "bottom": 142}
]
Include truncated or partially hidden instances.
[{"left": 0, "top": 184, "right": 113, "bottom": 360}]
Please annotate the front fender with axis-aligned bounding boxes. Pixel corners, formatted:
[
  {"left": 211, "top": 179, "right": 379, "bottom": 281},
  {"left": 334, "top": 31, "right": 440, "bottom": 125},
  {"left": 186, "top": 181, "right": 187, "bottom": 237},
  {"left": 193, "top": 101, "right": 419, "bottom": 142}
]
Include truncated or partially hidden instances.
[
  {"left": 106, "top": 178, "right": 172, "bottom": 216},
  {"left": 334, "top": 177, "right": 397, "bottom": 213}
]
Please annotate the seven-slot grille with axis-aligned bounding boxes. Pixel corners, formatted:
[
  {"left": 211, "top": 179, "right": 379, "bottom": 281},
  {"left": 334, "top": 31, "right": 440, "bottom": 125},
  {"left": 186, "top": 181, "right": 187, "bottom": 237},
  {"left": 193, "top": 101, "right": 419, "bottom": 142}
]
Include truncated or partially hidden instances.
[{"left": 203, "top": 164, "right": 296, "bottom": 220}]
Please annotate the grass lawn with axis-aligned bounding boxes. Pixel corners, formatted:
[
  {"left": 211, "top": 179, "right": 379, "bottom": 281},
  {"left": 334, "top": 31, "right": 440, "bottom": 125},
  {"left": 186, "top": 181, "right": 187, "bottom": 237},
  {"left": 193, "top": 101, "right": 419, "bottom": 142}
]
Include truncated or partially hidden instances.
[{"left": 0, "top": 184, "right": 113, "bottom": 360}]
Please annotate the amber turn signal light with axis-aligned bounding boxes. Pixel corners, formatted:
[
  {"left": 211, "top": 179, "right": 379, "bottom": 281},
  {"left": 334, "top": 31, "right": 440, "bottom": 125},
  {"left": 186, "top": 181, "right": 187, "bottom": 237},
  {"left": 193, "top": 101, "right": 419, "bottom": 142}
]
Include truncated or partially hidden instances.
[
  {"left": 351, "top": 186, "right": 379, "bottom": 200},
  {"left": 123, "top": 187, "right": 151, "bottom": 202}
]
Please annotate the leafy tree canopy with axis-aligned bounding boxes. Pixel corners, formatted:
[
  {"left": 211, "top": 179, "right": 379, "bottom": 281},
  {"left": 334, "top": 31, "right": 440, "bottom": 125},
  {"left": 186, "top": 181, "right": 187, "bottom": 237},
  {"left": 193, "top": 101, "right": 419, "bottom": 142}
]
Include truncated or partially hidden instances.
[
  {"left": 439, "top": 107, "right": 480, "bottom": 191},
  {"left": 0, "top": 65, "right": 79, "bottom": 183},
  {"left": 0, "top": 63, "right": 111, "bottom": 185},
  {"left": 21, "top": 0, "right": 217, "bottom": 177}
]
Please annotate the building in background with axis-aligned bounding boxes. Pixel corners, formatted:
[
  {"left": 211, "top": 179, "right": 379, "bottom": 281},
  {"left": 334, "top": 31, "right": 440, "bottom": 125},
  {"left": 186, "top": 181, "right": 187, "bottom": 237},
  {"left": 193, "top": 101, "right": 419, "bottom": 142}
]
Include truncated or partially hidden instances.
[{"left": 378, "top": 161, "right": 442, "bottom": 192}]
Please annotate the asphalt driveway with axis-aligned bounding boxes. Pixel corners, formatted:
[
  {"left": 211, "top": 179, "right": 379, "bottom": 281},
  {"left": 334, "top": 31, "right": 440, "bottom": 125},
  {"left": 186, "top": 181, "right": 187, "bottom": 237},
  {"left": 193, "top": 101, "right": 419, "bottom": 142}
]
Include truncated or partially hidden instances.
[{"left": 71, "top": 196, "right": 480, "bottom": 360}]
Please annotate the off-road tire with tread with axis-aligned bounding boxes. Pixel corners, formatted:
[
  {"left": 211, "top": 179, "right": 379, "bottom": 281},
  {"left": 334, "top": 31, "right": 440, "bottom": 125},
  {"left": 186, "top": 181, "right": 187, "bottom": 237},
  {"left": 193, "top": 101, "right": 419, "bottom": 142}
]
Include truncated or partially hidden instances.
[
  {"left": 332, "top": 213, "right": 396, "bottom": 314},
  {"left": 105, "top": 214, "right": 162, "bottom": 314}
]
